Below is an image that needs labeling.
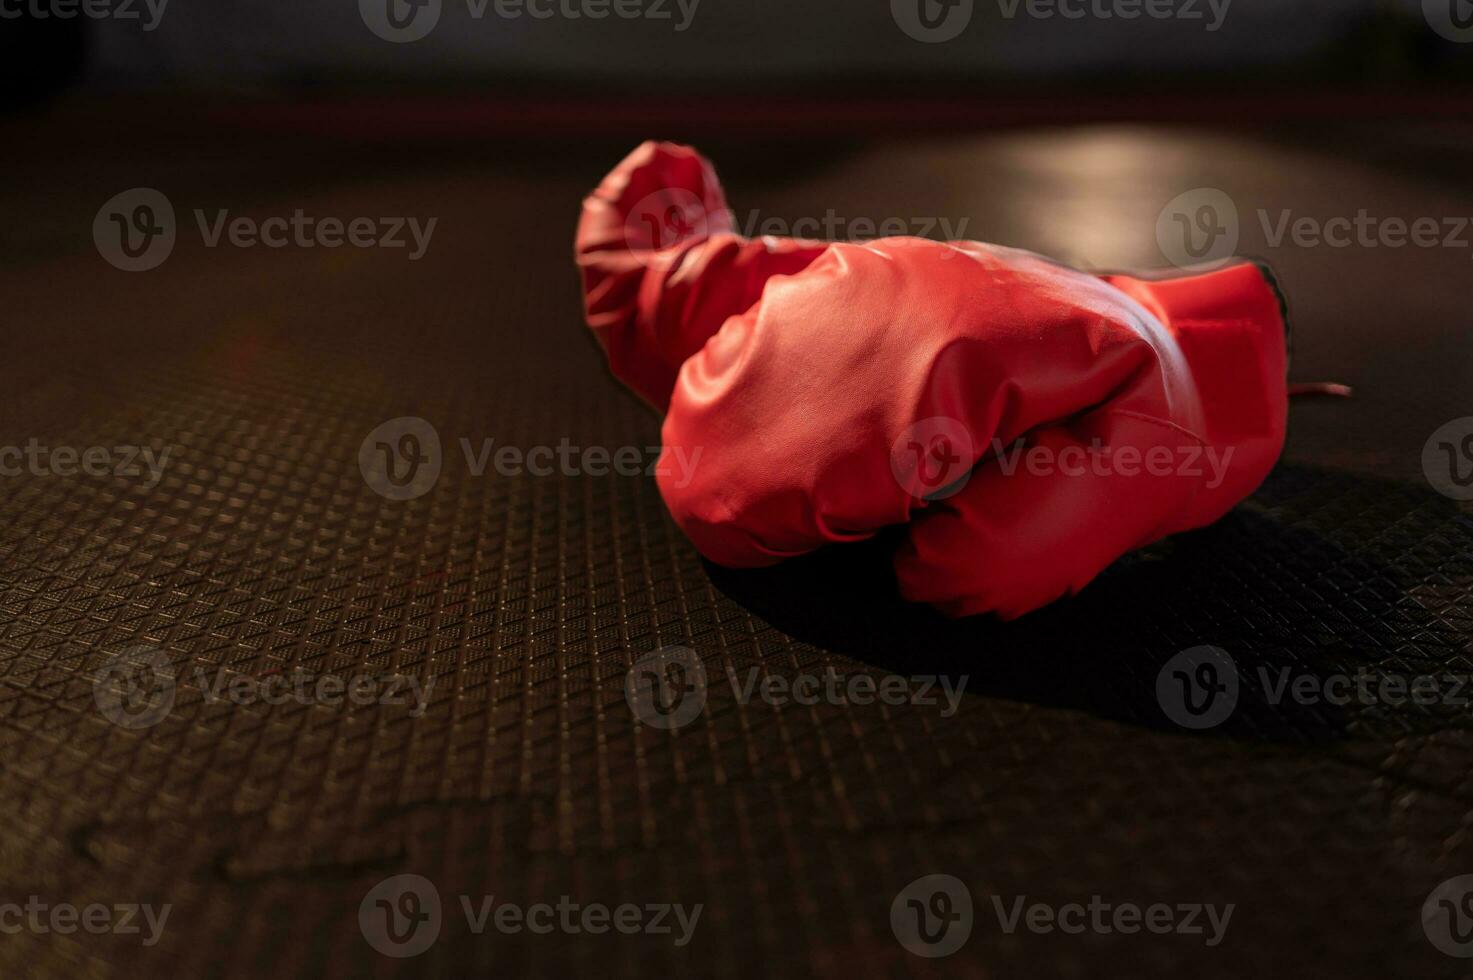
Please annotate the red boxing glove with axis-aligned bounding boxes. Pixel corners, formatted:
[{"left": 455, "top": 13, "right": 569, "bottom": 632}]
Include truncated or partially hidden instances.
[{"left": 575, "top": 141, "right": 1290, "bottom": 620}]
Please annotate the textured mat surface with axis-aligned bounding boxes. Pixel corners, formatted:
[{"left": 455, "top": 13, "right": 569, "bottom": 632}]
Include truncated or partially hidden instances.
[{"left": 1, "top": 106, "right": 1472, "bottom": 978}]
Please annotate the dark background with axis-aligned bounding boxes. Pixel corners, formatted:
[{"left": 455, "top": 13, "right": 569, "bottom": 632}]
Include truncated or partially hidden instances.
[{"left": 2, "top": 3, "right": 1473, "bottom": 979}]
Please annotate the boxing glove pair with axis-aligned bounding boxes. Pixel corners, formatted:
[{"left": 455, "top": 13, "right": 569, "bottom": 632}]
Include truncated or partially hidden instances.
[{"left": 575, "top": 142, "right": 1290, "bottom": 619}]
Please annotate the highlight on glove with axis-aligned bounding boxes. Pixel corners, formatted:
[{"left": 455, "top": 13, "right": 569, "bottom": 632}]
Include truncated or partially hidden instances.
[{"left": 575, "top": 141, "right": 1292, "bottom": 620}]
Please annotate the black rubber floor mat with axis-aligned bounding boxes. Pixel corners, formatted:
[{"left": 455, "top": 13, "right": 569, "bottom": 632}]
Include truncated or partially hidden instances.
[{"left": 2, "top": 120, "right": 1472, "bottom": 979}]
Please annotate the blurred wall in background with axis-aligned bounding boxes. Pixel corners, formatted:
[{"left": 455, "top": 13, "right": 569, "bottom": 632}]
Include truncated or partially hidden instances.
[
  {"left": 3, "top": 0, "right": 1469, "bottom": 107},
  {"left": 75, "top": 0, "right": 1451, "bottom": 87}
]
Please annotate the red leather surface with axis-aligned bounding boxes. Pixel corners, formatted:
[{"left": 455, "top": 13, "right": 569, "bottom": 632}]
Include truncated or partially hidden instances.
[{"left": 576, "top": 141, "right": 1288, "bottom": 619}]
